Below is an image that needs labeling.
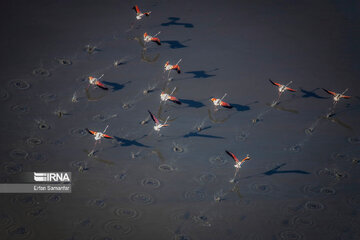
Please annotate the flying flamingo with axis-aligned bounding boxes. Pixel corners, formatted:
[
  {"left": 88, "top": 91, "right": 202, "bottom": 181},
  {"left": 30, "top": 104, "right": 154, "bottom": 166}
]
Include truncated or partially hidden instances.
[
  {"left": 160, "top": 87, "right": 181, "bottom": 104},
  {"left": 144, "top": 32, "right": 161, "bottom": 45},
  {"left": 88, "top": 74, "right": 108, "bottom": 90},
  {"left": 211, "top": 93, "right": 232, "bottom": 110},
  {"left": 148, "top": 110, "right": 169, "bottom": 131},
  {"left": 133, "top": 5, "right": 151, "bottom": 20}
]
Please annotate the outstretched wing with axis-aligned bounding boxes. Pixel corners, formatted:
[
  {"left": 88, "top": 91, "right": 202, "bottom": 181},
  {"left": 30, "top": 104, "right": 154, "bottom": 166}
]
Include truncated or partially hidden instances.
[
  {"left": 341, "top": 94, "right": 351, "bottom": 99},
  {"left": 169, "top": 96, "right": 181, "bottom": 104},
  {"left": 151, "top": 37, "right": 161, "bottom": 45},
  {"left": 148, "top": 110, "right": 159, "bottom": 124},
  {"left": 86, "top": 128, "right": 96, "bottom": 135},
  {"left": 133, "top": 5, "right": 140, "bottom": 13},
  {"left": 269, "top": 79, "right": 281, "bottom": 87},
  {"left": 322, "top": 88, "right": 336, "bottom": 96},
  {"left": 285, "top": 87, "right": 296, "bottom": 92},
  {"left": 103, "top": 134, "right": 113, "bottom": 139},
  {"left": 96, "top": 81, "right": 108, "bottom": 90},
  {"left": 220, "top": 101, "right": 232, "bottom": 108},
  {"left": 225, "top": 150, "right": 239, "bottom": 163},
  {"left": 144, "top": 11, "right": 151, "bottom": 16}
]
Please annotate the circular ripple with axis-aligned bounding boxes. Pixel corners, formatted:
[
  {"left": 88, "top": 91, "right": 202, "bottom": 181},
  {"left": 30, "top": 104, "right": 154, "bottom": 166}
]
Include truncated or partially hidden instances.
[
  {"left": 304, "top": 201, "right": 325, "bottom": 211},
  {"left": 38, "top": 122, "right": 50, "bottom": 130},
  {"left": 317, "top": 168, "right": 349, "bottom": 180},
  {"left": 114, "top": 172, "right": 127, "bottom": 182},
  {"left": 291, "top": 215, "right": 315, "bottom": 228},
  {"left": 32, "top": 67, "right": 50, "bottom": 77},
  {"left": 75, "top": 218, "right": 93, "bottom": 229},
  {"left": 70, "top": 160, "right": 87, "bottom": 171},
  {"left": 45, "top": 194, "right": 62, "bottom": 203},
  {"left": 7, "top": 225, "right": 32, "bottom": 239},
  {"left": 9, "top": 79, "right": 30, "bottom": 90},
  {"left": 56, "top": 58, "right": 72, "bottom": 65},
  {"left": 0, "top": 213, "right": 13, "bottom": 229},
  {"left": 69, "top": 128, "right": 87, "bottom": 137},
  {"left": 114, "top": 208, "right": 141, "bottom": 220},
  {"left": 12, "top": 195, "right": 38, "bottom": 207},
  {"left": 288, "top": 145, "right": 302, "bottom": 152},
  {"left": 103, "top": 219, "right": 132, "bottom": 236},
  {"left": 87, "top": 199, "right": 106, "bottom": 209},
  {"left": 4, "top": 162, "right": 23, "bottom": 174},
  {"left": 26, "top": 137, "right": 42, "bottom": 146},
  {"left": 173, "top": 144, "right": 184, "bottom": 153},
  {"left": 169, "top": 209, "right": 191, "bottom": 222},
  {"left": 26, "top": 152, "right": 47, "bottom": 164},
  {"left": 331, "top": 153, "right": 350, "bottom": 161},
  {"left": 26, "top": 207, "right": 46, "bottom": 218},
  {"left": 209, "top": 155, "right": 228, "bottom": 167},
  {"left": 348, "top": 137, "right": 360, "bottom": 144},
  {"left": 320, "top": 187, "right": 336, "bottom": 195},
  {"left": 129, "top": 192, "right": 154, "bottom": 205},
  {"left": 0, "top": 88, "right": 10, "bottom": 101},
  {"left": 92, "top": 114, "right": 106, "bottom": 121},
  {"left": 158, "top": 164, "right": 174, "bottom": 172},
  {"left": 249, "top": 183, "right": 274, "bottom": 194},
  {"left": 122, "top": 103, "right": 133, "bottom": 110},
  {"left": 40, "top": 93, "right": 57, "bottom": 103},
  {"left": 9, "top": 149, "right": 28, "bottom": 160},
  {"left": 196, "top": 173, "right": 216, "bottom": 184},
  {"left": 279, "top": 230, "right": 303, "bottom": 240},
  {"left": 193, "top": 215, "right": 211, "bottom": 227},
  {"left": 184, "top": 190, "right": 206, "bottom": 201},
  {"left": 141, "top": 177, "right": 161, "bottom": 189},
  {"left": 11, "top": 104, "right": 29, "bottom": 114}
]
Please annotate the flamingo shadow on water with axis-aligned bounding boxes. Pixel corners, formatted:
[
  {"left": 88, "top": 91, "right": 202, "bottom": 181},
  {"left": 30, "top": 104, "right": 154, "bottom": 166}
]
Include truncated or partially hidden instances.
[
  {"left": 113, "top": 135, "right": 150, "bottom": 148},
  {"left": 101, "top": 80, "right": 131, "bottom": 92},
  {"left": 161, "top": 17, "right": 194, "bottom": 28},
  {"left": 263, "top": 163, "right": 310, "bottom": 176}
]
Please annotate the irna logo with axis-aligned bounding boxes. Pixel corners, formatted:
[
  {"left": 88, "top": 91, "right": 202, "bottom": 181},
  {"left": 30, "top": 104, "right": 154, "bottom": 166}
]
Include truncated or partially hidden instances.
[{"left": 34, "top": 172, "right": 71, "bottom": 182}]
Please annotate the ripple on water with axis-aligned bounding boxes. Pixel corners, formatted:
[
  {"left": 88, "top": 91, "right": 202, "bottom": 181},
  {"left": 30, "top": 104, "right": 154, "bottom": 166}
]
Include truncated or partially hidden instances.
[
  {"left": 10, "top": 149, "right": 28, "bottom": 160},
  {"left": 0, "top": 213, "right": 14, "bottom": 229},
  {"left": 158, "top": 164, "right": 174, "bottom": 172},
  {"left": 169, "top": 209, "right": 192, "bottom": 222},
  {"left": 114, "top": 208, "right": 141, "bottom": 220},
  {"left": 40, "top": 92, "right": 57, "bottom": 103},
  {"left": 9, "top": 79, "right": 30, "bottom": 90},
  {"left": 11, "top": 104, "right": 29, "bottom": 114},
  {"left": 26, "top": 152, "right": 47, "bottom": 165},
  {"left": 208, "top": 155, "right": 228, "bottom": 167},
  {"left": 26, "top": 137, "right": 43, "bottom": 146},
  {"left": 32, "top": 67, "right": 50, "bottom": 77},
  {"left": 4, "top": 162, "right": 23, "bottom": 175},
  {"left": 86, "top": 199, "right": 106, "bottom": 209},
  {"left": 249, "top": 182, "right": 274, "bottom": 194},
  {"left": 26, "top": 207, "right": 46, "bottom": 218},
  {"left": 69, "top": 128, "right": 87, "bottom": 137},
  {"left": 331, "top": 152, "right": 350, "bottom": 161},
  {"left": 291, "top": 215, "right": 315, "bottom": 229},
  {"left": 141, "top": 177, "right": 161, "bottom": 189},
  {"left": 304, "top": 201, "right": 325, "bottom": 211},
  {"left": 184, "top": 189, "right": 206, "bottom": 201},
  {"left": 278, "top": 230, "right": 304, "bottom": 240},
  {"left": 103, "top": 219, "right": 132, "bottom": 236},
  {"left": 75, "top": 218, "right": 93, "bottom": 229},
  {"left": 129, "top": 192, "right": 154, "bottom": 205},
  {"left": 7, "top": 225, "right": 33, "bottom": 239},
  {"left": 196, "top": 172, "right": 216, "bottom": 184},
  {"left": 0, "top": 88, "right": 10, "bottom": 101}
]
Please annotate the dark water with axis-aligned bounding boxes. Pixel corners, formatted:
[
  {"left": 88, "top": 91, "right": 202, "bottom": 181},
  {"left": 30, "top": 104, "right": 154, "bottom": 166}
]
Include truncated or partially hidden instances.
[{"left": 0, "top": 0, "right": 359, "bottom": 239}]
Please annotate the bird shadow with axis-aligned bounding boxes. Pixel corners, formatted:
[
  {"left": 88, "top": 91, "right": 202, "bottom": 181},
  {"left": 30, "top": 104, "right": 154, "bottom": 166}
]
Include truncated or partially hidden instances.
[
  {"left": 179, "top": 99, "right": 205, "bottom": 108},
  {"left": 230, "top": 104, "right": 250, "bottom": 112},
  {"left": 161, "top": 17, "right": 194, "bottom": 28},
  {"left": 162, "top": 39, "right": 191, "bottom": 49},
  {"left": 102, "top": 80, "right": 130, "bottom": 92},
  {"left": 183, "top": 126, "right": 224, "bottom": 139},
  {"left": 300, "top": 87, "right": 328, "bottom": 99},
  {"left": 113, "top": 136, "right": 149, "bottom": 148},
  {"left": 263, "top": 163, "right": 310, "bottom": 176},
  {"left": 185, "top": 69, "right": 218, "bottom": 79}
]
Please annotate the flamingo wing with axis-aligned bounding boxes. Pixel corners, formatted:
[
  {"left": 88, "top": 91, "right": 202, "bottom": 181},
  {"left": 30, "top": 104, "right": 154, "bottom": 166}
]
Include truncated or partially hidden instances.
[
  {"left": 169, "top": 96, "right": 181, "bottom": 104},
  {"left": 173, "top": 65, "right": 181, "bottom": 74},
  {"left": 151, "top": 37, "right": 161, "bottom": 45},
  {"left": 225, "top": 150, "right": 239, "bottom": 163},
  {"left": 322, "top": 88, "right": 336, "bottom": 96},
  {"left": 148, "top": 110, "right": 159, "bottom": 124},
  {"left": 285, "top": 87, "right": 296, "bottom": 92},
  {"left": 269, "top": 79, "right": 281, "bottom": 87},
  {"left": 133, "top": 5, "right": 140, "bottom": 13},
  {"left": 96, "top": 81, "right": 108, "bottom": 90},
  {"left": 220, "top": 101, "right": 233, "bottom": 108},
  {"left": 86, "top": 128, "right": 96, "bottom": 135},
  {"left": 341, "top": 95, "right": 351, "bottom": 99},
  {"left": 144, "top": 12, "right": 151, "bottom": 16},
  {"left": 103, "top": 134, "right": 113, "bottom": 139}
]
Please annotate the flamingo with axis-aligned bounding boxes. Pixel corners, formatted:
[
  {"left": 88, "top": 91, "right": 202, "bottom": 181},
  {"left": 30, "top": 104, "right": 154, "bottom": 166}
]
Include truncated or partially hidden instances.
[
  {"left": 88, "top": 74, "right": 108, "bottom": 90},
  {"left": 148, "top": 110, "right": 169, "bottom": 131},
  {"left": 210, "top": 93, "right": 232, "bottom": 109},
  {"left": 160, "top": 87, "right": 181, "bottom": 104},
  {"left": 133, "top": 5, "right": 151, "bottom": 20},
  {"left": 144, "top": 32, "right": 161, "bottom": 45},
  {"left": 225, "top": 150, "right": 250, "bottom": 169},
  {"left": 322, "top": 88, "right": 351, "bottom": 102}
]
